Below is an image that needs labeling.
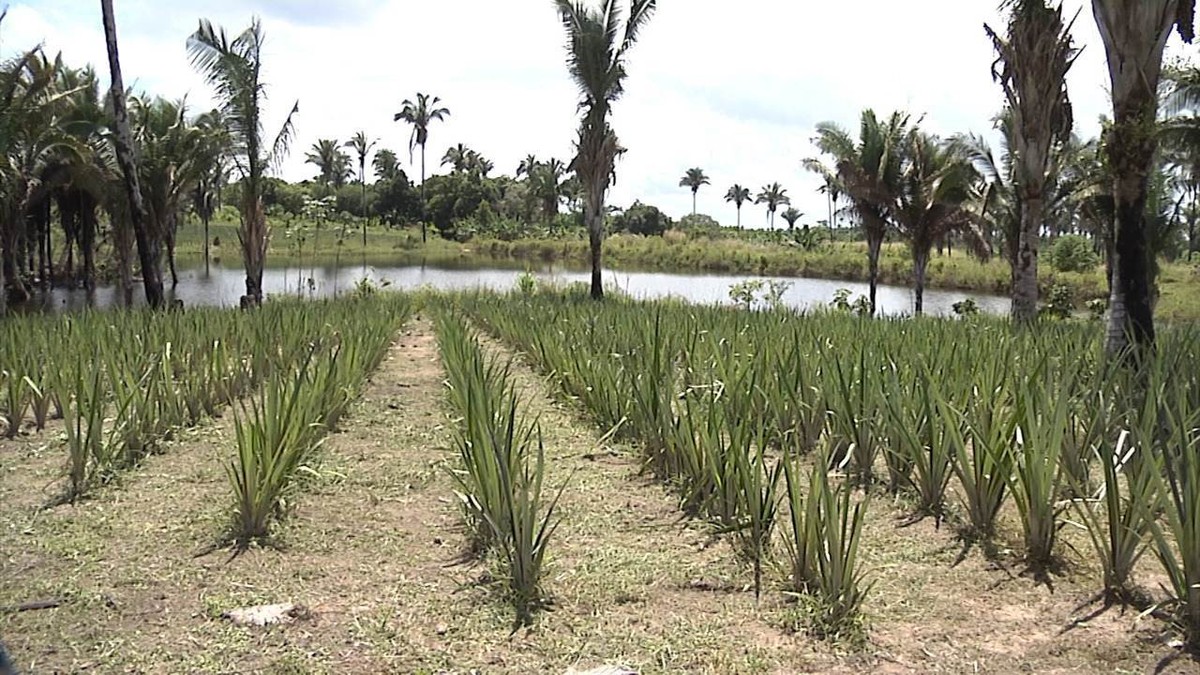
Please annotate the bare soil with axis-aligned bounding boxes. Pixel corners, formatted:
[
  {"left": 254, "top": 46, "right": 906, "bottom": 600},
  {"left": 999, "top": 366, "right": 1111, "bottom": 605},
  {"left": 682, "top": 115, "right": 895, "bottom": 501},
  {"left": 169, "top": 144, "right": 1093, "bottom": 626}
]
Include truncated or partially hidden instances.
[{"left": 1, "top": 316, "right": 1196, "bottom": 673}]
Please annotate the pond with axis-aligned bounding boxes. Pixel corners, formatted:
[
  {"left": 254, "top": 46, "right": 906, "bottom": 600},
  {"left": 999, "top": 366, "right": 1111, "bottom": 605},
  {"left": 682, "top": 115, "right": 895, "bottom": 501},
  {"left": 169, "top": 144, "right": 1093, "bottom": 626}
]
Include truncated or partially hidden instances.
[{"left": 19, "top": 260, "right": 1009, "bottom": 317}]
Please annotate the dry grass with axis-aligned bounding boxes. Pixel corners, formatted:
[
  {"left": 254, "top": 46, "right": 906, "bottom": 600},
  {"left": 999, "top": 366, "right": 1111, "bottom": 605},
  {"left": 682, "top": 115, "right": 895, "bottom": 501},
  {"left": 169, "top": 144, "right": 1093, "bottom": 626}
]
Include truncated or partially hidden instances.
[{"left": 0, "top": 317, "right": 1197, "bottom": 673}]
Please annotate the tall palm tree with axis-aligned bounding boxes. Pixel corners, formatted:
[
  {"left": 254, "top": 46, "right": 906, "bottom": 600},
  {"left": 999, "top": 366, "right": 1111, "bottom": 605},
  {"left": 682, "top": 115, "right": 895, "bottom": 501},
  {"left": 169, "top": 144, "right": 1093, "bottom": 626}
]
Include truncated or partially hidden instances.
[
  {"left": 986, "top": 0, "right": 1079, "bottom": 323},
  {"left": 531, "top": 158, "right": 568, "bottom": 222},
  {"left": 373, "top": 148, "right": 399, "bottom": 182},
  {"left": 557, "top": 0, "right": 657, "bottom": 300},
  {"left": 893, "top": 132, "right": 989, "bottom": 315},
  {"left": 806, "top": 110, "right": 910, "bottom": 316},
  {"left": 305, "top": 138, "right": 341, "bottom": 186},
  {"left": 819, "top": 176, "right": 840, "bottom": 230},
  {"left": 679, "top": 167, "right": 709, "bottom": 215},
  {"left": 755, "top": 183, "right": 789, "bottom": 229},
  {"left": 192, "top": 109, "right": 228, "bottom": 272},
  {"left": 188, "top": 18, "right": 299, "bottom": 307},
  {"left": 394, "top": 92, "right": 449, "bottom": 243},
  {"left": 781, "top": 207, "right": 803, "bottom": 231},
  {"left": 724, "top": 184, "right": 750, "bottom": 229},
  {"left": 345, "top": 131, "right": 376, "bottom": 247},
  {"left": 1092, "top": 0, "right": 1194, "bottom": 354},
  {"left": 101, "top": 0, "right": 164, "bottom": 308}
]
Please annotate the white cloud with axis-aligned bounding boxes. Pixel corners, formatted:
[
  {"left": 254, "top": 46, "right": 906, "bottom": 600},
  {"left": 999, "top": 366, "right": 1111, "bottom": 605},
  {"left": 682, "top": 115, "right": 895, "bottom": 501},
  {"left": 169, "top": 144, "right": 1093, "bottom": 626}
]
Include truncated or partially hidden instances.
[{"left": 5, "top": 0, "right": 1193, "bottom": 229}]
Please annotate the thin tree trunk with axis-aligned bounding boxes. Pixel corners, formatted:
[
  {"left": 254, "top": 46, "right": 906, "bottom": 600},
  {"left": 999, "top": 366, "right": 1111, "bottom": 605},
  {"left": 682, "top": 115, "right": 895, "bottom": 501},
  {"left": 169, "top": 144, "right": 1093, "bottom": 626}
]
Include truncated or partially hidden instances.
[
  {"left": 588, "top": 196, "right": 604, "bottom": 300},
  {"left": 692, "top": 191, "right": 697, "bottom": 215},
  {"left": 867, "top": 235, "right": 882, "bottom": 317},
  {"left": 101, "top": 0, "right": 164, "bottom": 309},
  {"left": 1012, "top": 195, "right": 1042, "bottom": 322},
  {"left": 913, "top": 248, "right": 928, "bottom": 316},
  {"left": 420, "top": 144, "right": 427, "bottom": 243},
  {"left": 361, "top": 164, "right": 368, "bottom": 249},
  {"left": 736, "top": 205, "right": 741, "bottom": 229},
  {"left": 81, "top": 198, "right": 97, "bottom": 292},
  {"left": 202, "top": 211, "right": 210, "bottom": 273}
]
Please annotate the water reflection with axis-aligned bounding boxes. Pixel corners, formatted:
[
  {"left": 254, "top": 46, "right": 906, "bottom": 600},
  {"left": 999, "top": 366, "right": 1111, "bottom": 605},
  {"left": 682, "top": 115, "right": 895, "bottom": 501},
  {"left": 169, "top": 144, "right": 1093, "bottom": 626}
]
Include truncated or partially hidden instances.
[{"left": 19, "top": 260, "right": 1009, "bottom": 317}]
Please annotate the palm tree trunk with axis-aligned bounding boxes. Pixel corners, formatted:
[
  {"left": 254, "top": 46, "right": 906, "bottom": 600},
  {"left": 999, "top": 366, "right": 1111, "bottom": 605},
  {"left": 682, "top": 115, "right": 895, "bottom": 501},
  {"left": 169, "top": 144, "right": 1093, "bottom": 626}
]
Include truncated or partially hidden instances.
[
  {"left": 692, "top": 190, "right": 697, "bottom": 215},
  {"left": 81, "top": 196, "right": 97, "bottom": 291},
  {"left": 913, "top": 248, "right": 928, "bottom": 316},
  {"left": 867, "top": 234, "right": 882, "bottom": 316},
  {"left": 202, "top": 211, "right": 211, "bottom": 274},
  {"left": 101, "top": 0, "right": 164, "bottom": 309},
  {"left": 361, "top": 163, "right": 368, "bottom": 249},
  {"left": 1012, "top": 195, "right": 1042, "bottom": 322},
  {"left": 419, "top": 143, "right": 427, "bottom": 243},
  {"left": 736, "top": 205, "right": 741, "bottom": 229},
  {"left": 588, "top": 193, "right": 604, "bottom": 300}
]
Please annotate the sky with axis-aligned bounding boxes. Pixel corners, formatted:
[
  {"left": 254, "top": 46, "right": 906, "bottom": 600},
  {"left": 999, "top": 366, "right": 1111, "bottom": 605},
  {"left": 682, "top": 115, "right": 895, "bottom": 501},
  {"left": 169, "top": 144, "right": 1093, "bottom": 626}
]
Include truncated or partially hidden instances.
[{"left": 6, "top": 1, "right": 1196, "bottom": 229}]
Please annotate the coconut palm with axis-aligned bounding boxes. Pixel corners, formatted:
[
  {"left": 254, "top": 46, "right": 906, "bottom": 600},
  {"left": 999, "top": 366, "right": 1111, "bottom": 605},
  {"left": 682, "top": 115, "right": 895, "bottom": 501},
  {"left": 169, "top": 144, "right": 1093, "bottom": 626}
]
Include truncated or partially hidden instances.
[
  {"left": 755, "top": 183, "right": 789, "bottom": 230},
  {"left": 192, "top": 109, "right": 228, "bottom": 271},
  {"left": 187, "top": 18, "right": 299, "bottom": 307},
  {"left": 781, "top": 207, "right": 803, "bottom": 231},
  {"left": 102, "top": 0, "right": 165, "bottom": 308},
  {"left": 893, "top": 132, "right": 989, "bottom": 315},
  {"left": 806, "top": 110, "right": 911, "bottom": 316},
  {"left": 531, "top": 158, "right": 568, "bottom": 222},
  {"left": 345, "top": 131, "right": 376, "bottom": 247},
  {"left": 1092, "top": 0, "right": 1194, "bottom": 354},
  {"left": 130, "top": 96, "right": 210, "bottom": 287},
  {"left": 305, "top": 138, "right": 342, "bottom": 186},
  {"left": 679, "top": 167, "right": 709, "bottom": 215},
  {"left": 557, "top": 0, "right": 657, "bottom": 300},
  {"left": 394, "top": 92, "right": 449, "bottom": 243},
  {"left": 724, "top": 184, "right": 750, "bottom": 229},
  {"left": 986, "top": 0, "right": 1079, "bottom": 323},
  {"left": 373, "top": 148, "right": 399, "bottom": 182}
]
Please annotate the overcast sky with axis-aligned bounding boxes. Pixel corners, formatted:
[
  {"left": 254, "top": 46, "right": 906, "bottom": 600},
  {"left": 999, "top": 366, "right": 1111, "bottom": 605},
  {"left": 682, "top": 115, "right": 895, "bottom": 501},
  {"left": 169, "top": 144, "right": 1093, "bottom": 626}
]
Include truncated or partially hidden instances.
[{"left": 6, "top": 1, "right": 1195, "bottom": 228}]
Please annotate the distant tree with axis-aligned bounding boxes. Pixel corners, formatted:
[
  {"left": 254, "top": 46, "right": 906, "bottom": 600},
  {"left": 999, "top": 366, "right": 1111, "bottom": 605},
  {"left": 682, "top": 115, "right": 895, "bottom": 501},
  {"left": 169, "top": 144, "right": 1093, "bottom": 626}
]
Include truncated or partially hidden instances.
[
  {"left": 188, "top": 18, "right": 299, "bottom": 306},
  {"left": 781, "top": 206, "right": 803, "bottom": 231},
  {"left": 806, "top": 110, "right": 910, "bottom": 315},
  {"left": 893, "top": 132, "right": 989, "bottom": 315},
  {"left": 394, "top": 92, "right": 449, "bottom": 242},
  {"left": 345, "top": 131, "right": 376, "bottom": 246},
  {"left": 986, "top": 0, "right": 1078, "bottom": 323},
  {"left": 679, "top": 167, "right": 710, "bottom": 215},
  {"left": 305, "top": 138, "right": 341, "bottom": 185},
  {"left": 724, "top": 184, "right": 750, "bottom": 228},
  {"left": 517, "top": 153, "right": 539, "bottom": 177},
  {"left": 614, "top": 200, "right": 672, "bottom": 236},
  {"left": 442, "top": 143, "right": 470, "bottom": 172},
  {"left": 755, "top": 183, "right": 789, "bottom": 229},
  {"left": 557, "top": 0, "right": 657, "bottom": 300},
  {"left": 373, "top": 148, "right": 399, "bottom": 182}
]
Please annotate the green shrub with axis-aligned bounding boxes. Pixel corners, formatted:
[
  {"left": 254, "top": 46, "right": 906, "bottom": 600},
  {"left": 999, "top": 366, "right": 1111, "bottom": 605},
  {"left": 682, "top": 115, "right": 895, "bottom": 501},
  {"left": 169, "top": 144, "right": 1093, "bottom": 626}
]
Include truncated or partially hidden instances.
[
  {"left": 1049, "top": 234, "right": 1099, "bottom": 273},
  {"left": 614, "top": 200, "right": 673, "bottom": 236}
]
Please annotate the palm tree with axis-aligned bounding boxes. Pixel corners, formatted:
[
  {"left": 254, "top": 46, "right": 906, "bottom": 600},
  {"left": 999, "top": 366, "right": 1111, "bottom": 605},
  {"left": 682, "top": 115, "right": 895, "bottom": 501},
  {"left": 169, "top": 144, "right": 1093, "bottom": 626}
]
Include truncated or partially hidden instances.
[
  {"left": 345, "top": 131, "right": 376, "bottom": 247},
  {"left": 1092, "top": 0, "right": 1194, "bottom": 354},
  {"left": 517, "top": 153, "right": 539, "bottom": 177},
  {"left": 130, "top": 96, "right": 209, "bottom": 287},
  {"left": 806, "top": 110, "right": 910, "bottom": 316},
  {"left": 188, "top": 18, "right": 299, "bottom": 307},
  {"left": 394, "top": 92, "right": 449, "bottom": 243},
  {"left": 373, "top": 148, "right": 399, "bottom": 182},
  {"left": 305, "top": 138, "right": 341, "bottom": 186},
  {"left": 442, "top": 143, "right": 470, "bottom": 172},
  {"left": 893, "top": 132, "right": 989, "bottom": 315},
  {"left": 755, "top": 183, "right": 789, "bottom": 229},
  {"left": 531, "top": 158, "right": 568, "bottom": 222},
  {"left": 819, "top": 176, "right": 840, "bottom": 231},
  {"left": 781, "top": 207, "right": 803, "bottom": 231},
  {"left": 101, "top": 0, "right": 164, "bottom": 308},
  {"left": 192, "top": 109, "right": 228, "bottom": 272},
  {"left": 679, "top": 167, "right": 709, "bottom": 215},
  {"left": 557, "top": 0, "right": 657, "bottom": 300},
  {"left": 724, "top": 184, "right": 750, "bottom": 229},
  {"left": 986, "top": 0, "right": 1079, "bottom": 323}
]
